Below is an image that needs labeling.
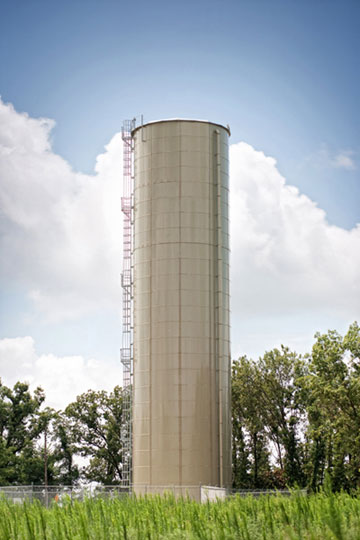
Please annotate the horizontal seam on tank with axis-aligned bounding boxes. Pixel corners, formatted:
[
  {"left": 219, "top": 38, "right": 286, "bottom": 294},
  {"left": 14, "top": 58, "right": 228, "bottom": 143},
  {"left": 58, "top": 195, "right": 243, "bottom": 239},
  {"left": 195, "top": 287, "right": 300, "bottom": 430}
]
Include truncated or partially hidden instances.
[
  {"left": 135, "top": 166, "right": 229, "bottom": 172},
  {"left": 135, "top": 229, "right": 230, "bottom": 233},
  {"left": 133, "top": 214, "right": 229, "bottom": 219},
  {"left": 134, "top": 135, "right": 227, "bottom": 141},
  {"left": 135, "top": 197, "right": 229, "bottom": 203},
  {"left": 134, "top": 256, "right": 228, "bottom": 261},
  {"left": 134, "top": 241, "right": 229, "bottom": 245},
  {"left": 135, "top": 182, "right": 228, "bottom": 188}
]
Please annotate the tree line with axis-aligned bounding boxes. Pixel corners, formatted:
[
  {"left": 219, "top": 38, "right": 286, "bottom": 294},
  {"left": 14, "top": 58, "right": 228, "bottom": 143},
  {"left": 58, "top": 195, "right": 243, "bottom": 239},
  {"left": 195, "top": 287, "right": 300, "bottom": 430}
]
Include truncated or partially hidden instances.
[
  {"left": 0, "top": 322, "right": 359, "bottom": 490},
  {"left": 232, "top": 322, "right": 360, "bottom": 491},
  {"left": 0, "top": 384, "right": 125, "bottom": 486}
]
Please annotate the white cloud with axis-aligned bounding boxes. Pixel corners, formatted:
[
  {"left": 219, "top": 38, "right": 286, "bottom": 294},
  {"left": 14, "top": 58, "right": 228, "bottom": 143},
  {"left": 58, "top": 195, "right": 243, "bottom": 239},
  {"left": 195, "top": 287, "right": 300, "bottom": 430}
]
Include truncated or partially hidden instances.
[
  {"left": 307, "top": 144, "right": 356, "bottom": 171},
  {"left": 1, "top": 99, "right": 359, "bottom": 374},
  {"left": 230, "top": 142, "right": 360, "bottom": 314},
  {"left": 333, "top": 151, "right": 356, "bottom": 170},
  {"left": 0, "top": 98, "right": 123, "bottom": 322},
  {"left": 230, "top": 142, "right": 360, "bottom": 357},
  {"left": 0, "top": 336, "right": 122, "bottom": 410}
]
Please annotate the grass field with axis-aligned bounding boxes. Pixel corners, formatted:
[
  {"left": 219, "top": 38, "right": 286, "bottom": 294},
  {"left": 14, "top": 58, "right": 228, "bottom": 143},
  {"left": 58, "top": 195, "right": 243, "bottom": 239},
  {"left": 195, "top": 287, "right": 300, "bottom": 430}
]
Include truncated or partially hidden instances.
[{"left": 1, "top": 490, "right": 360, "bottom": 539}]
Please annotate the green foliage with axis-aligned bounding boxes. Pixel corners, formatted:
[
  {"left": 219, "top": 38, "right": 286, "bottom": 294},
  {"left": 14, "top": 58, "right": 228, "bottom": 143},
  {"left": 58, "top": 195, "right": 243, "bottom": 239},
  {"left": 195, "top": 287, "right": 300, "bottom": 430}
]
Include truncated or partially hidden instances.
[
  {"left": 232, "top": 356, "right": 271, "bottom": 488},
  {"left": 305, "top": 322, "right": 360, "bottom": 491},
  {"left": 65, "top": 386, "right": 125, "bottom": 484},
  {"left": 1, "top": 321, "right": 359, "bottom": 492},
  {"left": 256, "top": 347, "right": 306, "bottom": 486},
  {"left": 51, "top": 413, "right": 80, "bottom": 485},
  {"left": 1, "top": 492, "right": 360, "bottom": 539},
  {"left": 0, "top": 380, "right": 46, "bottom": 485},
  {"left": 232, "top": 348, "right": 306, "bottom": 488},
  {"left": 232, "top": 322, "right": 360, "bottom": 491},
  {"left": 0, "top": 382, "right": 81, "bottom": 486}
]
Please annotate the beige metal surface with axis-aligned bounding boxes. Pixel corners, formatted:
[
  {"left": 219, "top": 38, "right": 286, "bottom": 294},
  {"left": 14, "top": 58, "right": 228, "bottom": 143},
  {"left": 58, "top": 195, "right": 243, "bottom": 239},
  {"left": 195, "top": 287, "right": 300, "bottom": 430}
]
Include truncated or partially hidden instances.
[{"left": 132, "top": 119, "right": 231, "bottom": 492}]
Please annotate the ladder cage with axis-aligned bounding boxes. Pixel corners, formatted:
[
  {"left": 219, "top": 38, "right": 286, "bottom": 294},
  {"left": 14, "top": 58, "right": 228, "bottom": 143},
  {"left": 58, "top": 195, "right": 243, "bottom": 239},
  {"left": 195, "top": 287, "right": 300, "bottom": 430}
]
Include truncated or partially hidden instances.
[{"left": 120, "top": 118, "right": 136, "bottom": 486}]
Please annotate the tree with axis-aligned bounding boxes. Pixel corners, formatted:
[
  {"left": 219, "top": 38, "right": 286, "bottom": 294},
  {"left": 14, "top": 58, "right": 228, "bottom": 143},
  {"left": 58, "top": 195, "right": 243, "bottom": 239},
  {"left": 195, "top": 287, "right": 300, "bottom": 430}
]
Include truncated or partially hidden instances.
[
  {"left": 65, "top": 386, "right": 124, "bottom": 484},
  {"left": 255, "top": 347, "right": 307, "bottom": 487},
  {"left": 306, "top": 322, "right": 360, "bottom": 490},
  {"left": 232, "top": 348, "right": 307, "bottom": 489},
  {"left": 232, "top": 357, "right": 271, "bottom": 488},
  {"left": 51, "top": 413, "right": 80, "bottom": 485},
  {"left": 0, "top": 380, "right": 46, "bottom": 484}
]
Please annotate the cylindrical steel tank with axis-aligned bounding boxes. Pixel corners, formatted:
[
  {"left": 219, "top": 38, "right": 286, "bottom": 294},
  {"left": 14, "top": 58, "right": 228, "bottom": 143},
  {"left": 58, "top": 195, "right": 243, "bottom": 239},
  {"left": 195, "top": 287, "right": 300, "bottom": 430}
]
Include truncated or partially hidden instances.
[{"left": 132, "top": 119, "right": 231, "bottom": 493}]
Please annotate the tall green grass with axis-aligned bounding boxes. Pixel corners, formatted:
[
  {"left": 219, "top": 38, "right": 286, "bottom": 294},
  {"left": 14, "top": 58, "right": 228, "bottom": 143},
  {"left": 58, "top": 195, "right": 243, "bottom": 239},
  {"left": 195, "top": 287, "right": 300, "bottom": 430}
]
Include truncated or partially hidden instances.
[{"left": 1, "top": 491, "right": 360, "bottom": 539}]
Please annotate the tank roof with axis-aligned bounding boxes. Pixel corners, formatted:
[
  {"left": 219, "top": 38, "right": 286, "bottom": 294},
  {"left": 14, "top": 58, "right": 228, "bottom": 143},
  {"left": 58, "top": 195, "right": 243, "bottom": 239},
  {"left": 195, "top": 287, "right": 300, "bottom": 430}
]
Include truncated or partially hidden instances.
[{"left": 131, "top": 118, "right": 231, "bottom": 136}]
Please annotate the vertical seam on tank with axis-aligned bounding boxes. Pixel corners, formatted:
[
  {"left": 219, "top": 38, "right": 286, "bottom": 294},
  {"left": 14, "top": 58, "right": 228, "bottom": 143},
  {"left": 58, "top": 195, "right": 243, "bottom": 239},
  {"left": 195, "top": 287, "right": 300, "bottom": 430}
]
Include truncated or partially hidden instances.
[
  {"left": 216, "top": 130, "right": 224, "bottom": 488},
  {"left": 208, "top": 126, "right": 214, "bottom": 485},
  {"left": 226, "top": 150, "right": 231, "bottom": 487},
  {"left": 213, "top": 129, "right": 222, "bottom": 487},
  {"left": 149, "top": 127, "right": 152, "bottom": 486},
  {"left": 212, "top": 130, "right": 219, "bottom": 486},
  {"left": 178, "top": 125, "right": 182, "bottom": 486}
]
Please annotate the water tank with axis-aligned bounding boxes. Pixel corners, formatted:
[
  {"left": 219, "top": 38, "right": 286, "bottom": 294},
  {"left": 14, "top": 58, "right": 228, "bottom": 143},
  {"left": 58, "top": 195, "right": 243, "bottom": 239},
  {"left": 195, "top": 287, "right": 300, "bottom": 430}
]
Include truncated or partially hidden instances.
[{"left": 132, "top": 119, "right": 231, "bottom": 493}]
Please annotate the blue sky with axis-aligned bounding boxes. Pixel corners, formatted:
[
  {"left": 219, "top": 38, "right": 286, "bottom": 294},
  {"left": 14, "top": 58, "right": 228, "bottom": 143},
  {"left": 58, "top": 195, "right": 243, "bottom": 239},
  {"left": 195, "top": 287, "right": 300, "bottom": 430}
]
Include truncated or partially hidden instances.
[
  {"left": 2, "top": 0, "right": 360, "bottom": 227},
  {"left": 0, "top": 0, "right": 359, "bottom": 408}
]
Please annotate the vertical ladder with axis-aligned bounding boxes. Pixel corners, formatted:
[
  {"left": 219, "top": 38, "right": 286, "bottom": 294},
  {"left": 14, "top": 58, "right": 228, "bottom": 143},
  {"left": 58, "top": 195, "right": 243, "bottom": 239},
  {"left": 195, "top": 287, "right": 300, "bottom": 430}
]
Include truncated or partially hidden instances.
[{"left": 120, "top": 119, "right": 135, "bottom": 486}]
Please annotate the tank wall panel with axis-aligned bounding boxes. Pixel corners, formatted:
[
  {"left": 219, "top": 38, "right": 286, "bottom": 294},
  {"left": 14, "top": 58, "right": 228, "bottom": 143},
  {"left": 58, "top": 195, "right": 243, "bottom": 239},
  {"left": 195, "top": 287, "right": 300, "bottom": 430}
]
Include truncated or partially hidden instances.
[{"left": 132, "top": 120, "right": 231, "bottom": 489}]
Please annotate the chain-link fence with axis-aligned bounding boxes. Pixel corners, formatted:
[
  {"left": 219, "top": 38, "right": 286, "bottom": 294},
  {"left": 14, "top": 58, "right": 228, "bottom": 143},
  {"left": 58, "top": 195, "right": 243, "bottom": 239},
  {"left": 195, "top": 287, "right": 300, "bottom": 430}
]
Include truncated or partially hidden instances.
[
  {"left": 0, "top": 485, "right": 131, "bottom": 506},
  {"left": 0, "top": 485, "right": 303, "bottom": 505},
  {"left": 230, "top": 488, "right": 306, "bottom": 497}
]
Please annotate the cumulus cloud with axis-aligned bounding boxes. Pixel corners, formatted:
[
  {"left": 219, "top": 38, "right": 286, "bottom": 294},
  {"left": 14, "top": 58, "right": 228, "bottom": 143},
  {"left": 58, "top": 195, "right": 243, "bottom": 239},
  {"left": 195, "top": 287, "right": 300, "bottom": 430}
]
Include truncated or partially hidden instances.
[
  {"left": 230, "top": 142, "right": 360, "bottom": 321},
  {"left": 1, "top": 99, "right": 359, "bottom": 374},
  {"left": 0, "top": 98, "right": 123, "bottom": 321},
  {"left": 0, "top": 336, "right": 122, "bottom": 410}
]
